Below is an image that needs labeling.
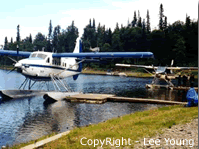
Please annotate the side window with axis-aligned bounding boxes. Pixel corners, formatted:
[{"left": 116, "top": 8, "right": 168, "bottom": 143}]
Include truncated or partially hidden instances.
[{"left": 46, "top": 57, "right": 50, "bottom": 63}]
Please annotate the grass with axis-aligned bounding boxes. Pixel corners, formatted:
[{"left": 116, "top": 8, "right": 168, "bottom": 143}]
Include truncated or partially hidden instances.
[{"left": 10, "top": 105, "right": 198, "bottom": 149}]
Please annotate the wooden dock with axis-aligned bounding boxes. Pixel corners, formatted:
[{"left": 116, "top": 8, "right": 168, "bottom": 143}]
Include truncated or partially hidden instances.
[
  {"left": 65, "top": 93, "right": 187, "bottom": 105},
  {"left": 66, "top": 93, "right": 115, "bottom": 104},
  {"left": 107, "top": 96, "right": 187, "bottom": 105}
]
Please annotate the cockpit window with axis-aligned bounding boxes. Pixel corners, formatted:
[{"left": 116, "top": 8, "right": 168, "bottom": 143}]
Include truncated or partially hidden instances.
[
  {"left": 30, "top": 53, "right": 48, "bottom": 59},
  {"left": 31, "top": 53, "right": 37, "bottom": 57},
  {"left": 37, "top": 53, "right": 47, "bottom": 59}
]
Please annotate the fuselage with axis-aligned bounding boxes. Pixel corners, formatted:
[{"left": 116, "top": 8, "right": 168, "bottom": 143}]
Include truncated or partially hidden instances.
[{"left": 15, "top": 51, "right": 80, "bottom": 81}]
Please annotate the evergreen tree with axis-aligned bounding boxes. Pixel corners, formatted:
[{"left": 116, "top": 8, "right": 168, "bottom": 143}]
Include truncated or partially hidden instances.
[
  {"left": 4, "top": 37, "right": 8, "bottom": 50},
  {"left": 159, "top": 3, "right": 164, "bottom": 30},
  {"left": 48, "top": 20, "right": 53, "bottom": 40},
  {"left": 47, "top": 20, "right": 53, "bottom": 52},
  {"left": 16, "top": 25, "right": 20, "bottom": 44},
  {"left": 112, "top": 29, "right": 122, "bottom": 52},
  {"left": 11, "top": 37, "right": 13, "bottom": 44},
  {"left": 137, "top": 10, "right": 142, "bottom": 28},
  {"left": 115, "top": 22, "right": 119, "bottom": 32},
  {"left": 57, "top": 25, "right": 61, "bottom": 35},
  {"left": 52, "top": 26, "right": 58, "bottom": 51},
  {"left": 66, "top": 21, "right": 79, "bottom": 52},
  {"left": 33, "top": 32, "right": 47, "bottom": 51},
  {"left": 146, "top": 10, "right": 151, "bottom": 33},
  {"left": 163, "top": 16, "right": 167, "bottom": 31},
  {"left": 89, "top": 19, "right": 92, "bottom": 28},
  {"left": 185, "top": 14, "right": 191, "bottom": 29},
  {"left": 93, "top": 18, "right": 96, "bottom": 29},
  {"left": 132, "top": 11, "right": 137, "bottom": 27},
  {"left": 142, "top": 19, "right": 146, "bottom": 34},
  {"left": 29, "top": 34, "right": 32, "bottom": 43},
  {"left": 96, "top": 23, "right": 104, "bottom": 48}
]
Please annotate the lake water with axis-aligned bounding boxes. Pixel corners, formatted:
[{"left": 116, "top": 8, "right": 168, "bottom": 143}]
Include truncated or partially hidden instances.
[{"left": 0, "top": 69, "right": 196, "bottom": 147}]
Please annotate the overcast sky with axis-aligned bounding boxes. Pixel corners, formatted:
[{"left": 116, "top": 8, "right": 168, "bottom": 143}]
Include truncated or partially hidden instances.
[{"left": 0, "top": 0, "right": 197, "bottom": 47}]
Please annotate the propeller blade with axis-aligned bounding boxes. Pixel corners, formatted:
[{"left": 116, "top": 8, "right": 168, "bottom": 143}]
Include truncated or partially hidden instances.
[
  {"left": 8, "top": 56, "right": 17, "bottom": 63},
  {"left": 7, "top": 67, "right": 16, "bottom": 74}
]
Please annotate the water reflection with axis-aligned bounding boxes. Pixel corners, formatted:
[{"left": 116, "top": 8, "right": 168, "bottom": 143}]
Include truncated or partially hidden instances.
[{"left": 146, "top": 89, "right": 188, "bottom": 102}]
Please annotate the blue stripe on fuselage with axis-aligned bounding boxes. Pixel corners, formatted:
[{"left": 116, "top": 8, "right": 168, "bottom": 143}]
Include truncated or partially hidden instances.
[{"left": 23, "top": 64, "right": 80, "bottom": 72}]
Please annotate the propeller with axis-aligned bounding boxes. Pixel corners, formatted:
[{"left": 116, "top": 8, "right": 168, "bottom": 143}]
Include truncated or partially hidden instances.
[
  {"left": 7, "top": 67, "right": 17, "bottom": 74},
  {"left": 8, "top": 56, "right": 17, "bottom": 63},
  {"left": 7, "top": 56, "right": 18, "bottom": 74}
]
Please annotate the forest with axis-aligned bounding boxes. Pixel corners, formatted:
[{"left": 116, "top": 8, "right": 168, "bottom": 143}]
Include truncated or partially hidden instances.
[{"left": 1, "top": 4, "right": 198, "bottom": 69}]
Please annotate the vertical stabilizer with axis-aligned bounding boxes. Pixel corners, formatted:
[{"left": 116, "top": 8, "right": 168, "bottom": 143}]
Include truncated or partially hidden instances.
[
  {"left": 73, "top": 37, "right": 81, "bottom": 53},
  {"left": 73, "top": 38, "right": 82, "bottom": 80}
]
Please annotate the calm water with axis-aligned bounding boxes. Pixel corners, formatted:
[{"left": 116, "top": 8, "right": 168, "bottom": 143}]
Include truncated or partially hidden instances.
[{"left": 0, "top": 69, "right": 196, "bottom": 147}]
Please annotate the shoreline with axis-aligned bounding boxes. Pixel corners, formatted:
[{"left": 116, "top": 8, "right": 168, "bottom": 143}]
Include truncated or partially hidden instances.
[
  {"left": 81, "top": 69, "right": 154, "bottom": 78},
  {"left": 9, "top": 105, "right": 198, "bottom": 149},
  {"left": 0, "top": 66, "right": 197, "bottom": 79}
]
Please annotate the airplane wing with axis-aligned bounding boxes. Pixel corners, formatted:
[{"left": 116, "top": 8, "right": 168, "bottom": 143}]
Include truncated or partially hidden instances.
[
  {"left": 0, "top": 50, "right": 31, "bottom": 57},
  {"left": 52, "top": 52, "right": 154, "bottom": 59},
  {"left": 115, "top": 63, "right": 158, "bottom": 69},
  {"left": 166, "top": 67, "right": 198, "bottom": 70},
  {"left": 0, "top": 49, "right": 154, "bottom": 59}
]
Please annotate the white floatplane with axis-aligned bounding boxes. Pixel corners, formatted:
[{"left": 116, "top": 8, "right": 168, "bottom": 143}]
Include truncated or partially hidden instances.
[
  {"left": 0, "top": 37, "right": 154, "bottom": 99},
  {"left": 116, "top": 60, "right": 198, "bottom": 88}
]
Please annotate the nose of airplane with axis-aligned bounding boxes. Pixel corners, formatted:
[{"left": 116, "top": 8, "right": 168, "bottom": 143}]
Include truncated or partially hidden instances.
[{"left": 15, "top": 62, "right": 22, "bottom": 68}]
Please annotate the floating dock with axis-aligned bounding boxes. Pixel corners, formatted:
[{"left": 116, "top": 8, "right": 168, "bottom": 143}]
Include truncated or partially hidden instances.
[
  {"left": 0, "top": 90, "right": 187, "bottom": 105},
  {"left": 107, "top": 96, "right": 187, "bottom": 105},
  {"left": 0, "top": 90, "right": 47, "bottom": 100},
  {"left": 66, "top": 93, "right": 115, "bottom": 104},
  {"left": 64, "top": 93, "right": 187, "bottom": 105}
]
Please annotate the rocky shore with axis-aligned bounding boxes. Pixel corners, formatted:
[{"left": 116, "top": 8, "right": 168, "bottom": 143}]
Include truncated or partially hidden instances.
[{"left": 134, "top": 118, "right": 198, "bottom": 149}]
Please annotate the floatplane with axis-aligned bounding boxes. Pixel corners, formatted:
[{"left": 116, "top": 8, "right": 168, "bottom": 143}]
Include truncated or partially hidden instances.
[
  {"left": 0, "top": 37, "right": 154, "bottom": 100},
  {"left": 116, "top": 60, "right": 198, "bottom": 89}
]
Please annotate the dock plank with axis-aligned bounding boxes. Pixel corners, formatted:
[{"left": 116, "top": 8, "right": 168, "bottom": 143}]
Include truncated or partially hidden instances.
[
  {"left": 66, "top": 93, "right": 115, "bottom": 104},
  {"left": 69, "top": 93, "right": 115, "bottom": 100},
  {"left": 107, "top": 96, "right": 187, "bottom": 105}
]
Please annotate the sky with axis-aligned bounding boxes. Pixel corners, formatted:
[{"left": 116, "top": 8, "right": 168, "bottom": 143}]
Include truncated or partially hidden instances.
[{"left": 0, "top": 0, "right": 198, "bottom": 47}]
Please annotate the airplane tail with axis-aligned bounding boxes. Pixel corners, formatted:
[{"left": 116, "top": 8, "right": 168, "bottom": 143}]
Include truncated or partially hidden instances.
[
  {"left": 170, "top": 59, "right": 174, "bottom": 74},
  {"left": 73, "top": 38, "right": 82, "bottom": 80},
  {"left": 171, "top": 59, "right": 174, "bottom": 67},
  {"left": 73, "top": 37, "right": 82, "bottom": 53}
]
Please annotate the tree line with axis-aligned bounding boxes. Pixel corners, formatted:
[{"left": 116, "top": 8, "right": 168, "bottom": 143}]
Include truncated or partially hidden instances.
[{"left": 2, "top": 4, "right": 198, "bottom": 68}]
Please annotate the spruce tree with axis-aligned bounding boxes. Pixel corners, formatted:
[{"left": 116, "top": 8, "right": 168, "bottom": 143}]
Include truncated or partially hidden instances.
[
  {"left": 16, "top": 25, "right": 20, "bottom": 44},
  {"left": 163, "top": 16, "right": 167, "bottom": 30},
  {"left": 11, "top": 37, "right": 13, "bottom": 44},
  {"left": 93, "top": 18, "right": 96, "bottom": 29},
  {"left": 48, "top": 20, "right": 53, "bottom": 41},
  {"left": 142, "top": 19, "right": 146, "bottom": 33},
  {"left": 137, "top": 10, "right": 142, "bottom": 28},
  {"left": 89, "top": 19, "right": 92, "bottom": 28},
  {"left": 159, "top": 3, "right": 164, "bottom": 30},
  {"left": 146, "top": 10, "right": 151, "bottom": 33},
  {"left": 132, "top": 11, "right": 137, "bottom": 27},
  {"left": 185, "top": 14, "right": 191, "bottom": 29},
  {"left": 115, "top": 22, "right": 119, "bottom": 32},
  {"left": 4, "top": 37, "right": 8, "bottom": 50},
  {"left": 47, "top": 20, "right": 53, "bottom": 51},
  {"left": 53, "top": 26, "right": 58, "bottom": 51},
  {"left": 29, "top": 34, "right": 32, "bottom": 43},
  {"left": 57, "top": 25, "right": 61, "bottom": 35}
]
